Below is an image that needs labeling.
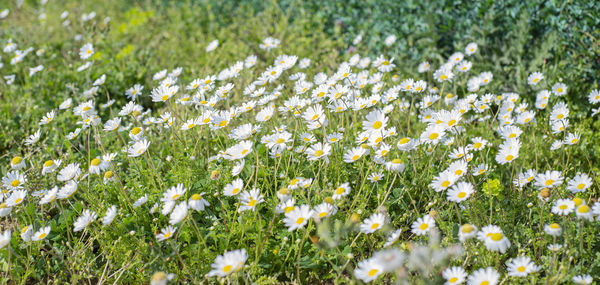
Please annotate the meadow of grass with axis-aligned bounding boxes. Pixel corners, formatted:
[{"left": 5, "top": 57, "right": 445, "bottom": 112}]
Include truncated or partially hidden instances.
[{"left": 0, "top": 0, "right": 600, "bottom": 284}]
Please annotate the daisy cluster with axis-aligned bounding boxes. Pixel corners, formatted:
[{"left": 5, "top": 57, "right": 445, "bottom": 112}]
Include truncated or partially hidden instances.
[{"left": 1, "top": 4, "right": 600, "bottom": 284}]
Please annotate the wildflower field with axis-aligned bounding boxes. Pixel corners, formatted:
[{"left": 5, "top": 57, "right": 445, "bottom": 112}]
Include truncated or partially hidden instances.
[{"left": 1, "top": 0, "right": 600, "bottom": 284}]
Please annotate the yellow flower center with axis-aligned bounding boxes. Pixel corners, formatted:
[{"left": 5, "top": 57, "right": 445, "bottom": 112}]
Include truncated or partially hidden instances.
[
  {"left": 232, "top": 188, "right": 241, "bottom": 195},
  {"left": 455, "top": 169, "right": 463, "bottom": 176},
  {"left": 368, "top": 269, "right": 379, "bottom": 277},
  {"left": 10, "top": 180, "right": 20, "bottom": 187},
  {"left": 44, "top": 160, "right": 54, "bottom": 167},
  {"left": 399, "top": 138, "right": 410, "bottom": 145},
  {"left": 441, "top": 181, "right": 450, "bottom": 188},
  {"left": 578, "top": 205, "right": 590, "bottom": 213},
  {"left": 104, "top": 171, "right": 114, "bottom": 179},
  {"left": 517, "top": 266, "right": 526, "bottom": 272},
  {"left": 457, "top": 192, "right": 466, "bottom": 199},
  {"left": 222, "top": 265, "right": 232, "bottom": 273},
  {"left": 429, "top": 133, "right": 439, "bottom": 140},
  {"left": 545, "top": 179, "right": 554, "bottom": 186},
  {"left": 370, "top": 223, "right": 379, "bottom": 230},
  {"left": 11, "top": 157, "right": 22, "bottom": 165},
  {"left": 373, "top": 121, "right": 382, "bottom": 129},
  {"left": 490, "top": 233, "right": 503, "bottom": 241},
  {"left": 296, "top": 217, "right": 305, "bottom": 225},
  {"left": 314, "top": 150, "right": 324, "bottom": 157},
  {"left": 440, "top": 75, "right": 448, "bottom": 80},
  {"left": 91, "top": 158, "right": 101, "bottom": 166},
  {"left": 392, "top": 159, "right": 402, "bottom": 164},
  {"left": 505, "top": 155, "right": 514, "bottom": 161},
  {"left": 191, "top": 194, "right": 201, "bottom": 200},
  {"left": 419, "top": 223, "right": 428, "bottom": 230},
  {"left": 336, "top": 187, "right": 345, "bottom": 195},
  {"left": 461, "top": 224, "right": 474, "bottom": 233},
  {"left": 318, "top": 212, "right": 327, "bottom": 218},
  {"left": 559, "top": 205, "right": 567, "bottom": 210},
  {"left": 351, "top": 155, "right": 359, "bottom": 161},
  {"left": 449, "top": 277, "right": 458, "bottom": 283},
  {"left": 38, "top": 233, "right": 47, "bottom": 239},
  {"left": 241, "top": 149, "right": 249, "bottom": 155},
  {"left": 248, "top": 199, "right": 257, "bottom": 207},
  {"left": 549, "top": 223, "right": 560, "bottom": 229}
]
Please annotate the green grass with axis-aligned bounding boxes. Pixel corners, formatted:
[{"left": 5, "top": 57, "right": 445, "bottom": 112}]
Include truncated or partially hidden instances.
[{"left": 1, "top": 0, "right": 600, "bottom": 284}]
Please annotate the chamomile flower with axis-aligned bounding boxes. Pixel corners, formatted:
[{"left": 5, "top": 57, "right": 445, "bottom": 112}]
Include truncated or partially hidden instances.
[
  {"left": 354, "top": 257, "right": 385, "bottom": 283},
  {"left": 567, "top": 173, "right": 592, "bottom": 193},
  {"left": 156, "top": 226, "right": 177, "bottom": 242},
  {"left": 383, "top": 229, "right": 402, "bottom": 247},
  {"left": 20, "top": 225, "right": 33, "bottom": 242},
  {"left": 411, "top": 214, "right": 435, "bottom": 236},
  {"left": 506, "top": 256, "right": 539, "bottom": 277},
  {"left": 283, "top": 204, "right": 313, "bottom": 231},
  {"left": 458, "top": 224, "right": 478, "bottom": 242},
  {"left": 443, "top": 266, "right": 467, "bottom": 285},
  {"left": 588, "top": 89, "right": 600, "bottom": 104},
  {"left": 169, "top": 202, "right": 188, "bottom": 225},
  {"left": 223, "top": 178, "right": 244, "bottom": 196},
  {"left": 368, "top": 172, "right": 384, "bottom": 183},
  {"left": 313, "top": 202, "right": 336, "bottom": 220},
  {"left": 534, "top": 170, "right": 563, "bottom": 189},
  {"left": 79, "top": 43, "right": 94, "bottom": 59},
  {"left": 305, "top": 142, "right": 331, "bottom": 161},
  {"left": 467, "top": 267, "right": 499, "bottom": 285},
  {"left": 40, "top": 186, "right": 58, "bottom": 205},
  {"left": 10, "top": 156, "right": 25, "bottom": 169},
  {"left": 343, "top": 147, "right": 366, "bottom": 163},
  {"left": 24, "top": 129, "right": 41, "bottom": 145},
  {"left": 237, "top": 188, "right": 264, "bottom": 212},
  {"left": 544, "top": 223, "right": 562, "bottom": 237},
  {"left": 128, "top": 139, "right": 151, "bottom": 157},
  {"left": 5, "top": 190, "right": 26, "bottom": 207},
  {"left": 465, "top": 42, "right": 478, "bottom": 55},
  {"left": 3, "top": 170, "right": 27, "bottom": 190},
  {"left": 102, "top": 205, "right": 117, "bottom": 226},
  {"left": 332, "top": 182, "right": 351, "bottom": 200},
  {"left": 572, "top": 275, "right": 593, "bottom": 285},
  {"left": 527, "top": 72, "right": 544, "bottom": 85},
  {"left": 575, "top": 204, "right": 594, "bottom": 221},
  {"left": 207, "top": 249, "right": 248, "bottom": 277},
  {"left": 73, "top": 209, "right": 97, "bottom": 232},
  {"left": 31, "top": 226, "right": 50, "bottom": 241},
  {"left": 39, "top": 110, "right": 55, "bottom": 125},
  {"left": 189, "top": 193, "right": 209, "bottom": 211},
  {"left": 0, "top": 230, "right": 12, "bottom": 249},
  {"left": 447, "top": 182, "right": 474, "bottom": 203},
  {"left": 360, "top": 213, "right": 386, "bottom": 234},
  {"left": 478, "top": 225, "right": 511, "bottom": 253}
]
